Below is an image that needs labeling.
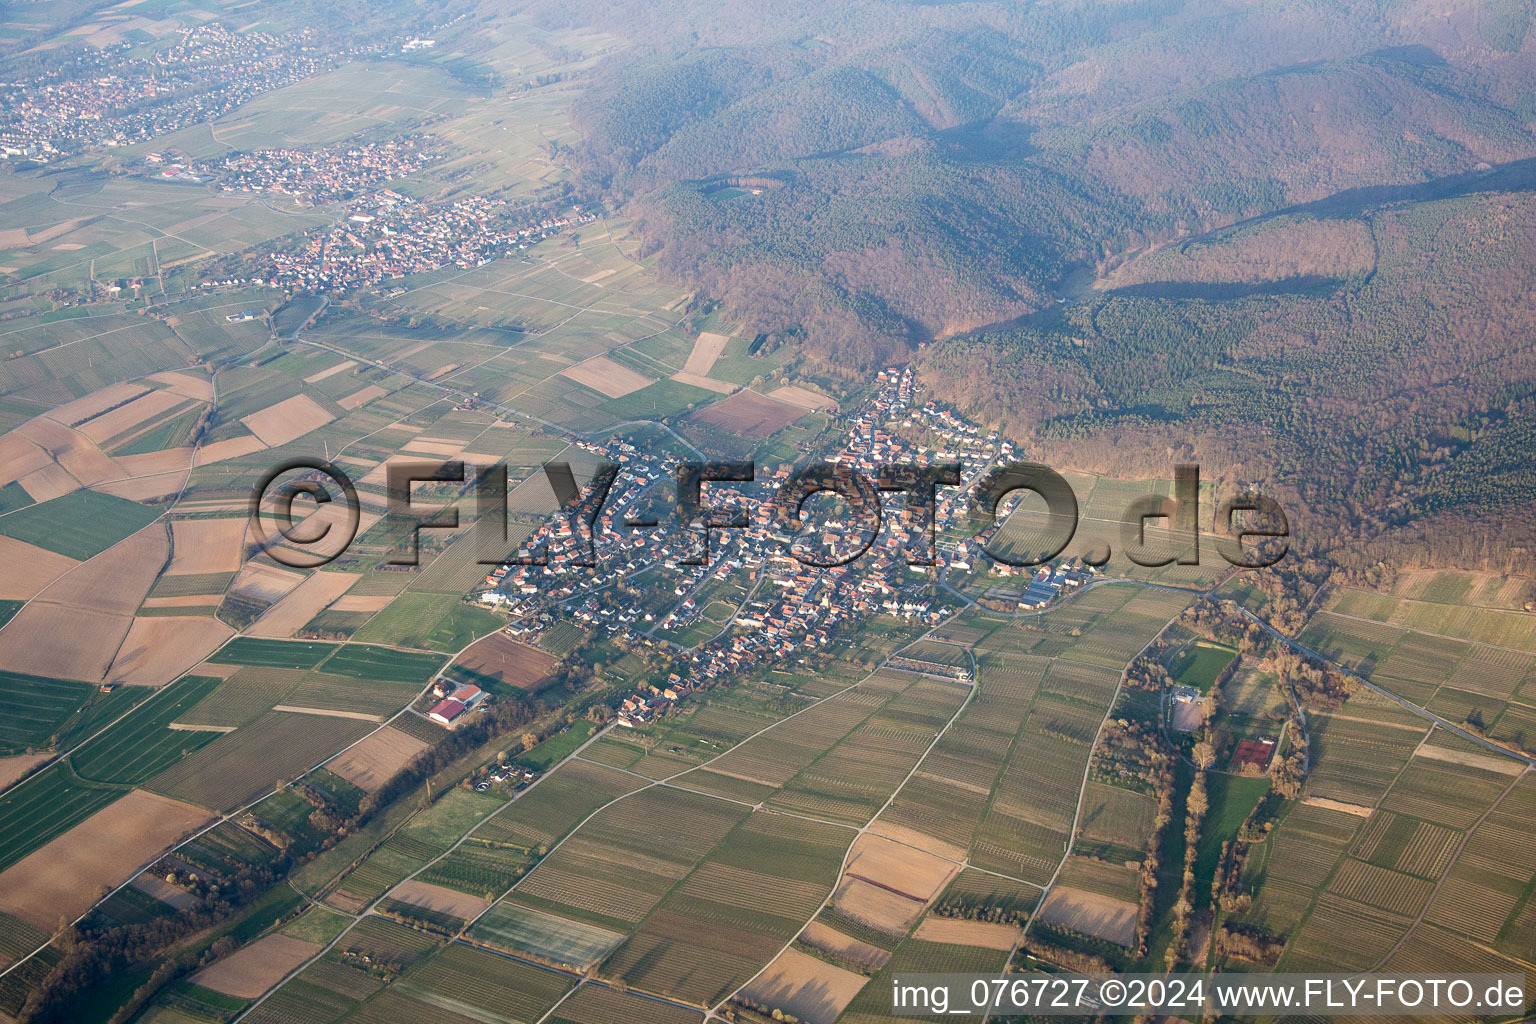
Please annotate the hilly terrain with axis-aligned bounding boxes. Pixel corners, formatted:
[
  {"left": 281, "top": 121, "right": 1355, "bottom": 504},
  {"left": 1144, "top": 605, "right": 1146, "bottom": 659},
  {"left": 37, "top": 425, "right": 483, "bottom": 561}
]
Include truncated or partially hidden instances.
[{"left": 499, "top": 0, "right": 1536, "bottom": 572}]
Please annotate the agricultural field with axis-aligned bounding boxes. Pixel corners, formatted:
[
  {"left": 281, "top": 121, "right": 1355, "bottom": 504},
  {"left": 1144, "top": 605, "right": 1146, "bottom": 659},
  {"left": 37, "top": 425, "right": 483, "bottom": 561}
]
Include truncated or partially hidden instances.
[
  {"left": 172, "top": 667, "right": 309, "bottom": 729},
  {"left": 468, "top": 902, "right": 624, "bottom": 969},
  {"left": 875, "top": 586, "right": 1191, "bottom": 884},
  {"left": 147, "top": 712, "right": 376, "bottom": 811},
  {"left": 444, "top": 630, "right": 560, "bottom": 693},
  {"left": 0, "top": 672, "right": 96, "bottom": 755},
  {"left": 0, "top": 761, "right": 124, "bottom": 873},
  {"left": 69, "top": 674, "right": 227, "bottom": 785},
  {"left": 206, "top": 638, "right": 340, "bottom": 670},
  {"left": 0, "top": 788, "right": 211, "bottom": 931},
  {"left": 0, "top": 489, "right": 162, "bottom": 561},
  {"left": 345, "top": 590, "right": 503, "bottom": 650},
  {"left": 1299, "top": 586, "right": 1536, "bottom": 742},
  {"left": 324, "top": 787, "right": 507, "bottom": 910}
]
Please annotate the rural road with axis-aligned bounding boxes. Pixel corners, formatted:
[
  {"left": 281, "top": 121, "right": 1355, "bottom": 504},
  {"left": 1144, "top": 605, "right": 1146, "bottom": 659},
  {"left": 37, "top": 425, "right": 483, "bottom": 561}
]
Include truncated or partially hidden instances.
[{"left": 1239, "top": 610, "right": 1536, "bottom": 767}]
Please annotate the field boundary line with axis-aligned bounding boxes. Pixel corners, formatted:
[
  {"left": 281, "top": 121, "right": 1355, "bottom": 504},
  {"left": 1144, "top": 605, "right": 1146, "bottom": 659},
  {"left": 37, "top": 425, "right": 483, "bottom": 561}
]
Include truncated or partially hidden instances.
[
  {"left": 709, "top": 665, "right": 979, "bottom": 1019},
  {"left": 1365, "top": 765, "right": 1533, "bottom": 972},
  {"left": 234, "top": 673, "right": 876, "bottom": 1021},
  {"left": 1021, "top": 591, "right": 1193, "bottom": 941}
]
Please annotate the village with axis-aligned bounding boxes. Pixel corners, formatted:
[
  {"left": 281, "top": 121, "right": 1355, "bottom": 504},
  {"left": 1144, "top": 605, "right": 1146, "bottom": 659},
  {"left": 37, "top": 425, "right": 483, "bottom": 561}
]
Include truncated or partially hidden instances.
[
  {"left": 261, "top": 191, "right": 597, "bottom": 292},
  {"left": 0, "top": 23, "right": 370, "bottom": 157},
  {"left": 475, "top": 366, "right": 1104, "bottom": 723},
  {"left": 165, "top": 135, "right": 447, "bottom": 203}
]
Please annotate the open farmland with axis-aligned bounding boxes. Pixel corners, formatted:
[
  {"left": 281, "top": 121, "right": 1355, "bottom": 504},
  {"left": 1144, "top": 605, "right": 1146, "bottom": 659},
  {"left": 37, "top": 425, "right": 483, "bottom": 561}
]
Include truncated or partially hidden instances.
[
  {"left": 206, "top": 637, "right": 339, "bottom": 670},
  {"left": 172, "top": 668, "right": 308, "bottom": 728},
  {"left": 473, "top": 758, "right": 649, "bottom": 854},
  {"left": 0, "top": 789, "right": 211, "bottom": 930},
  {"left": 739, "top": 946, "right": 867, "bottom": 1024},
  {"left": 468, "top": 903, "right": 624, "bottom": 970},
  {"left": 507, "top": 786, "right": 753, "bottom": 931},
  {"left": 0, "top": 672, "right": 95, "bottom": 755},
  {"left": 599, "top": 811, "right": 851, "bottom": 1005},
  {"left": 147, "top": 712, "right": 375, "bottom": 811},
  {"left": 0, "top": 762, "right": 124, "bottom": 873},
  {"left": 70, "top": 674, "right": 226, "bottom": 784},
  {"left": 689, "top": 389, "right": 803, "bottom": 439},
  {"left": 246, "top": 571, "right": 359, "bottom": 638},
  {"left": 276, "top": 671, "right": 424, "bottom": 720},
  {"left": 320, "top": 644, "right": 446, "bottom": 683},
  {"left": 558, "top": 354, "right": 654, "bottom": 397},
  {"left": 838, "top": 938, "right": 1011, "bottom": 1024},
  {"left": 192, "top": 934, "right": 323, "bottom": 999},
  {"left": 874, "top": 586, "right": 1192, "bottom": 884},
  {"left": 384, "top": 942, "right": 575, "bottom": 1024},
  {"left": 6, "top": 7, "right": 1536, "bottom": 1019},
  {"left": 324, "top": 725, "right": 428, "bottom": 792},
  {"left": 0, "top": 536, "right": 78, "bottom": 602},
  {"left": 446, "top": 631, "right": 559, "bottom": 692},
  {"left": 324, "top": 788, "right": 507, "bottom": 910},
  {"left": 107, "top": 615, "right": 236, "bottom": 687},
  {"left": 0, "top": 489, "right": 160, "bottom": 560},
  {"left": 549, "top": 983, "right": 704, "bottom": 1024}
]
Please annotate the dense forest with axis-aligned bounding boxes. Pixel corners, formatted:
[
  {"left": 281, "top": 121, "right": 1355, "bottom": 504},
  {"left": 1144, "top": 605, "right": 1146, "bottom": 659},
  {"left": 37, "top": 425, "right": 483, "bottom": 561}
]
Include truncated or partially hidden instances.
[{"left": 497, "top": 0, "right": 1536, "bottom": 571}]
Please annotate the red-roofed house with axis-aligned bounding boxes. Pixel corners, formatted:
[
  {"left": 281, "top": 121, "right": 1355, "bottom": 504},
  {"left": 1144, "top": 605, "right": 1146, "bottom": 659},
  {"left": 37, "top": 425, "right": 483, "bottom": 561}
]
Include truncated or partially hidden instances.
[{"left": 429, "top": 698, "right": 466, "bottom": 725}]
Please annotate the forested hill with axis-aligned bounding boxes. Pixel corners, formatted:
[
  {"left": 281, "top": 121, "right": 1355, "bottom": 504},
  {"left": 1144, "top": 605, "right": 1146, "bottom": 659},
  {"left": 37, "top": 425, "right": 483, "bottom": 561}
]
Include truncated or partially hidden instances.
[{"left": 491, "top": 0, "right": 1536, "bottom": 571}]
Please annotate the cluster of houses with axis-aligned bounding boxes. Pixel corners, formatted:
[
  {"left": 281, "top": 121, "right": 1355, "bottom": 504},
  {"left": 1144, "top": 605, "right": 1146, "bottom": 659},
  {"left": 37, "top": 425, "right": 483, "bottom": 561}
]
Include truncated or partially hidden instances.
[
  {"left": 265, "top": 190, "right": 597, "bottom": 292},
  {"left": 192, "top": 136, "right": 444, "bottom": 205},
  {"left": 474, "top": 366, "right": 1102, "bottom": 693},
  {"left": 1018, "top": 561, "right": 1097, "bottom": 608},
  {"left": 473, "top": 763, "right": 539, "bottom": 792},
  {"left": 614, "top": 675, "right": 699, "bottom": 727},
  {"left": 0, "top": 24, "right": 358, "bottom": 153}
]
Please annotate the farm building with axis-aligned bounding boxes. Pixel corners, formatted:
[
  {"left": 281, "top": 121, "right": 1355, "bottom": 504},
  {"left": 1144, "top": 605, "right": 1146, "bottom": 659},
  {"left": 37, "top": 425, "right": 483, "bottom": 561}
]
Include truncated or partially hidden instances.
[
  {"left": 1169, "top": 684, "right": 1203, "bottom": 732},
  {"left": 428, "top": 683, "right": 488, "bottom": 725}
]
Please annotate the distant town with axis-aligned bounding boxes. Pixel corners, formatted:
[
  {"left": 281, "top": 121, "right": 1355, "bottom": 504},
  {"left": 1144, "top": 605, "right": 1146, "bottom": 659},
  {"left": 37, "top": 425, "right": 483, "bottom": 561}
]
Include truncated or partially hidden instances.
[{"left": 0, "top": 24, "right": 377, "bottom": 157}]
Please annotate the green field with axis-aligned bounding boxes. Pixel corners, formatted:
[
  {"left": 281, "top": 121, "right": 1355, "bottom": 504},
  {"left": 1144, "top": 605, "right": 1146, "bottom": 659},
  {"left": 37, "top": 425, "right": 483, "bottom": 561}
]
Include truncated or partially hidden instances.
[
  {"left": 0, "top": 762, "right": 122, "bottom": 872},
  {"left": 70, "top": 675, "right": 225, "bottom": 785},
  {"left": 1193, "top": 774, "right": 1271, "bottom": 916},
  {"left": 206, "top": 638, "right": 340, "bottom": 669},
  {"left": 279, "top": 905, "right": 354, "bottom": 946},
  {"left": 0, "top": 671, "right": 96, "bottom": 755},
  {"left": 330, "top": 787, "right": 508, "bottom": 905},
  {"left": 417, "top": 840, "right": 530, "bottom": 901},
  {"left": 0, "top": 490, "right": 161, "bottom": 560},
  {"left": 469, "top": 902, "right": 624, "bottom": 969},
  {"left": 0, "top": 483, "right": 32, "bottom": 516},
  {"left": 280, "top": 671, "right": 422, "bottom": 718},
  {"left": 318, "top": 644, "right": 447, "bottom": 683},
  {"left": 175, "top": 667, "right": 307, "bottom": 728},
  {"left": 348, "top": 592, "right": 503, "bottom": 652},
  {"left": 1169, "top": 641, "right": 1238, "bottom": 693},
  {"left": 601, "top": 378, "right": 720, "bottom": 421},
  {"left": 514, "top": 721, "right": 596, "bottom": 771}
]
